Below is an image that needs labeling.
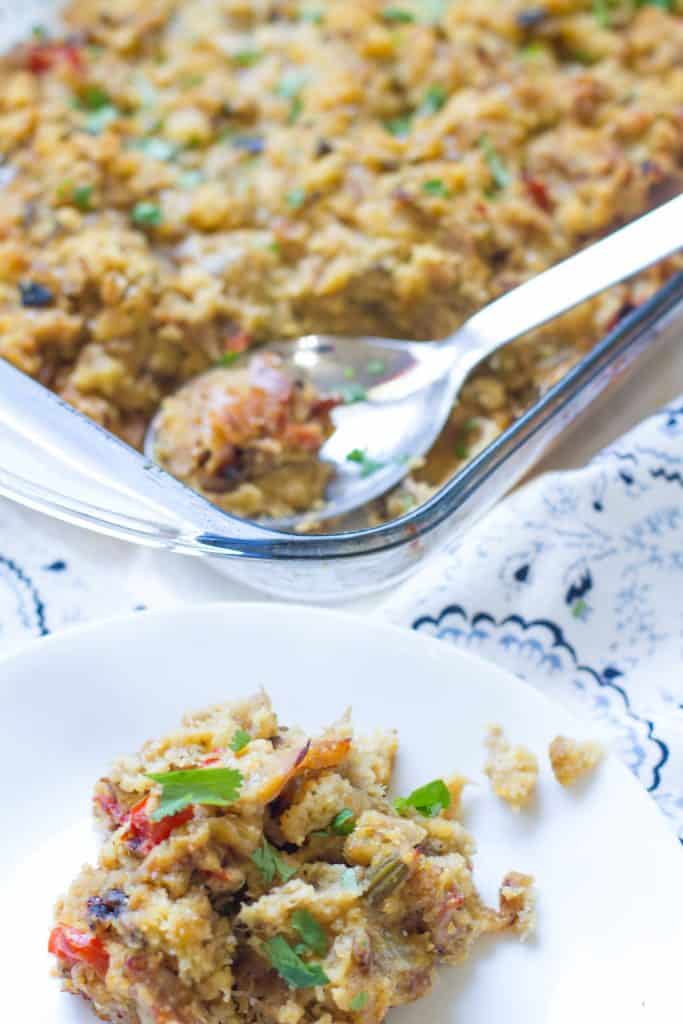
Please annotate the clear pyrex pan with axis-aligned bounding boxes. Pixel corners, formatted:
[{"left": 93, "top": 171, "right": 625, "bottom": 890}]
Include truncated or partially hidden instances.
[
  {"left": 1, "top": 3, "right": 682, "bottom": 599},
  {"left": 1, "top": 271, "right": 682, "bottom": 600}
]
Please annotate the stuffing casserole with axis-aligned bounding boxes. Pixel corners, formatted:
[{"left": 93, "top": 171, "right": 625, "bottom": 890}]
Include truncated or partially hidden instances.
[
  {"left": 0, "top": 0, "right": 681, "bottom": 520},
  {"left": 49, "top": 692, "right": 535, "bottom": 1022}
]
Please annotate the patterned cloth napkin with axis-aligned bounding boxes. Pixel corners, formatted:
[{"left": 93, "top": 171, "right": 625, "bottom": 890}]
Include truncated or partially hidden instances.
[{"left": 0, "top": 399, "right": 681, "bottom": 841}]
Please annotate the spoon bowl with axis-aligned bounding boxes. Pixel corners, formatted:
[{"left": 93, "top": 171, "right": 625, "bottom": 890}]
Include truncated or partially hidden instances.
[{"left": 146, "top": 196, "right": 683, "bottom": 528}]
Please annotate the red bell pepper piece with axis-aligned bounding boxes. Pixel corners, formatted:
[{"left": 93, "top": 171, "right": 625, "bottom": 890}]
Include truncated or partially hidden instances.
[
  {"left": 122, "top": 796, "right": 193, "bottom": 855},
  {"left": 48, "top": 925, "right": 109, "bottom": 976},
  {"left": 27, "top": 42, "right": 84, "bottom": 74}
]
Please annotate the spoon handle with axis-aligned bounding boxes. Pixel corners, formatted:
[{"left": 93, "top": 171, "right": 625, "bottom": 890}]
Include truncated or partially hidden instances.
[{"left": 453, "top": 193, "right": 683, "bottom": 353}]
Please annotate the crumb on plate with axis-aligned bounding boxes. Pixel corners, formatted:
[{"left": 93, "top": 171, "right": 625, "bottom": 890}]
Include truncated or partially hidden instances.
[
  {"left": 549, "top": 735, "right": 603, "bottom": 787},
  {"left": 484, "top": 724, "right": 539, "bottom": 811}
]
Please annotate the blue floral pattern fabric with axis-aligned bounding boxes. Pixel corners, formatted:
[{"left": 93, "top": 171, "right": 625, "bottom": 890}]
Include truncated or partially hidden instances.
[{"left": 383, "top": 400, "right": 683, "bottom": 841}]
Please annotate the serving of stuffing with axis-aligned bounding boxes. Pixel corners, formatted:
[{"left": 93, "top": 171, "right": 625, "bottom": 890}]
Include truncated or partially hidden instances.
[
  {"left": 49, "top": 692, "right": 535, "bottom": 1023},
  {"left": 549, "top": 735, "right": 603, "bottom": 787},
  {"left": 0, "top": 1, "right": 681, "bottom": 523},
  {"left": 153, "top": 352, "right": 338, "bottom": 518}
]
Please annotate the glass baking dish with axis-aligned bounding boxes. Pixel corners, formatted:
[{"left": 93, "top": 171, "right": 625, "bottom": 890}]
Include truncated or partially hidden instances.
[
  {"left": 1, "top": 270, "right": 682, "bottom": 601},
  {"left": 1, "top": 2, "right": 682, "bottom": 599}
]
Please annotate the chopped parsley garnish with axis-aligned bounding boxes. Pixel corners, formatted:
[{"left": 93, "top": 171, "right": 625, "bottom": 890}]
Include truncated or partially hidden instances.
[
  {"left": 454, "top": 438, "right": 468, "bottom": 459},
  {"left": 343, "top": 366, "right": 355, "bottom": 379},
  {"left": 132, "top": 136, "right": 179, "bottom": 162},
  {"left": 350, "top": 992, "right": 369, "bottom": 1012},
  {"left": 131, "top": 201, "right": 163, "bottom": 227},
  {"left": 78, "top": 85, "right": 111, "bottom": 111},
  {"left": 286, "top": 187, "right": 307, "bottom": 209},
  {"left": 229, "top": 728, "right": 251, "bottom": 753},
  {"left": 346, "top": 449, "right": 385, "bottom": 477},
  {"left": 330, "top": 808, "right": 356, "bottom": 835},
  {"left": 382, "top": 7, "right": 416, "bottom": 22},
  {"left": 478, "top": 134, "right": 510, "bottom": 194},
  {"left": 72, "top": 184, "right": 94, "bottom": 211},
  {"left": 520, "top": 41, "right": 546, "bottom": 60},
  {"left": 341, "top": 384, "right": 368, "bottom": 404},
  {"left": 217, "top": 351, "right": 241, "bottom": 367},
  {"left": 422, "top": 178, "right": 450, "bottom": 198},
  {"left": 252, "top": 839, "right": 297, "bottom": 885},
  {"left": 233, "top": 49, "right": 263, "bottom": 66},
  {"left": 288, "top": 95, "right": 304, "bottom": 123},
  {"left": 394, "top": 778, "right": 451, "bottom": 818},
  {"left": 83, "top": 105, "right": 119, "bottom": 135},
  {"left": 384, "top": 115, "right": 412, "bottom": 138},
  {"left": 420, "top": 83, "right": 447, "bottom": 114},
  {"left": 146, "top": 766, "right": 243, "bottom": 821},
  {"left": 366, "top": 359, "right": 385, "bottom": 375},
  {"left": 31, "top": 24, "right": 49, "bottom": 40},
  {"left": 593, "top": 0, "right": 611, "bottom": 26},
  {"left": 263, "top": 935, "right": 329, "bottom": 989},
  {"left": 314, "top": 808, "right": 357, "bottom": 838},
  {"left": 291, "top": 909, "right": 328, "bottom": 956}
]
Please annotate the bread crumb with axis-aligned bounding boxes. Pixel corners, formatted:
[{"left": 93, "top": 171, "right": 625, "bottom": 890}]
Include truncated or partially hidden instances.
[
  {"left": 549, "top": 735, "right": 603, "bottom": 787},
  {"left": 484, "top": 724, "right": 538, "bottom": 810},
  {"left": 443, "top": 774, "right": 469, "bottom": 820},
  {"left": 499, "top": 871, "right": 536, "bottom": 940}
]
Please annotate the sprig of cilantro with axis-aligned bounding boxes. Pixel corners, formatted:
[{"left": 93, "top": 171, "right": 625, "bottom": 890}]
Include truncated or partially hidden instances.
[
  {"left": 291, "top": 909, "right": 328, "bottom": 956},
  {"left": 263, "top": 935, "right": 329, "bottom": 989},
  {"left": 230, "top": 728, "right": 252, "bottom": 753},
  {"left": 393, "top": 778, "right": 451, "bottom": 818},
  {"left": 252, "top": 838, "right": 297, "bottom": 884},
  {"left": 146, "top": 766, "right": 243, "bottom": 821}
]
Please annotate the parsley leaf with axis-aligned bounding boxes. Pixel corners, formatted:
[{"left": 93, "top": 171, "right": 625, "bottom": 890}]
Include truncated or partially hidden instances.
[
  {"left": 350, "top": 992, "right": 369, "bottom": 1011},
  {"left": 217, "top": 351, "right": 241, "bottom": 367},
  {"left": 146, "top": 766, "right": 243, "bottom": 821},
  {"left": 384, "top": 115, "right": 412, "bottom": 137},
  {"left": 393, "top": 778, "right": 451, "bottom": 818},
  {"left": 78, "top": 85, "right": 111, "bottom": 111},
  {"left": 291, "top": 909, "right": 328, "bottom": 955},
  {"left": 331, "top": 808, "right": 356, "bottom": 835},
  {"left": 478, "top": 134, "right": 511, "bottom": 194},
  {"left": 230, "top": 728, "right": 251, "bottom": 753},
  {"left": 233, "top": 49, "right": 263, "bottom": 67},
  {"left": 346, "top": 449, "right": 385, "bottom": 477},
  {"left": 132, "top": 201, "right": 163, "bottom": 227},
  {"left": 263, "top": 935, "right": 329, "bottom": 989},
  {"left": 382, "top": 7, "right": 415, "bottom": 22},
  {"left": 252, "top": 839, "right": 297, "bottom": 884},
  {"left": 72, "top": 184, "right": 94, "bottom": 211},
  {"left": 422, "top": 178, "right": 450, "bottom": 197},
  {"left": 420, "top": 83, "right": 447, "bottom": 115}
]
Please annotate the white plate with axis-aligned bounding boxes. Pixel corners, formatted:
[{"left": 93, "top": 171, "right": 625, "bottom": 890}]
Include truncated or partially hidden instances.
[{"left": 0, "top": 604, "right": 680, "bottom": 1022}]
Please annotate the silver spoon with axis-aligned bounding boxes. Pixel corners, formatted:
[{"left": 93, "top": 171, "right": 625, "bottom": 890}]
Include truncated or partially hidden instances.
[{"left": 146, "top": 195, "right": 683, "bottom": 526}]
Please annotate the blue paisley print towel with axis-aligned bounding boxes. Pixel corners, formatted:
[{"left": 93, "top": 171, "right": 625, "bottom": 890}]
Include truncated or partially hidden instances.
[{"left": 383, "top": 399, "right": 683, "bottom": 841}]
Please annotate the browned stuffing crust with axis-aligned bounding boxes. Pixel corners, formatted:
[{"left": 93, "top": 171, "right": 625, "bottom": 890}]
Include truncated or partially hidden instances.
[{"left": 0, "top": 1, "right": 681, "bottom": 520}]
